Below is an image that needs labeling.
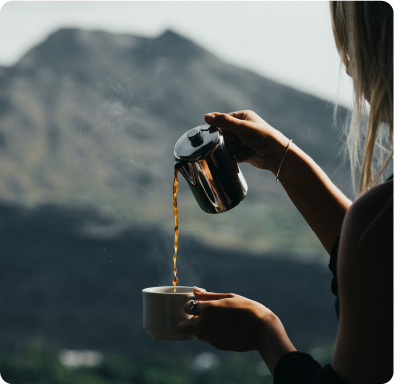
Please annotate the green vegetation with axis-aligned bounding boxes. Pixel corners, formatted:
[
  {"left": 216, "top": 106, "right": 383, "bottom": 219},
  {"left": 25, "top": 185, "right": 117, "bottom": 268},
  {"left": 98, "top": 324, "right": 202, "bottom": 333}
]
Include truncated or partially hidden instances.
[
  {"left": 0, "top": 344, "right": 275, "bottom": 384},
  {"left": 0, "top": 342, "right": 336, "bottom": 384}
]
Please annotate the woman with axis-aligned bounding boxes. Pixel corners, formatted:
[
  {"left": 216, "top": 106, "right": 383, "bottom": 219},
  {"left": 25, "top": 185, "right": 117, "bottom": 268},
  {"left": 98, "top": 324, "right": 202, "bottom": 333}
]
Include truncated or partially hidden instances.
[{"left": 178, "top": 2, "right": 393, "bottom": 384}]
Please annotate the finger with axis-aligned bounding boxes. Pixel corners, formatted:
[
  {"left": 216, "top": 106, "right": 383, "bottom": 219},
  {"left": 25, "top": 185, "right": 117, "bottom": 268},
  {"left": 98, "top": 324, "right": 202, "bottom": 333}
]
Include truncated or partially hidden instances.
[
  {"left": 193, "top": 286, "right": 206, "bottom": 293},
  {"left": 194, "top": 291, "right": 235, "bottom": 301},
  {"left": 193, "top": 287, "right": 235, "bottom": 300},
  {"left": 229, "top": 110, "right": 265, "bottom": 126},
  {"left": 204, "top": 113, "right": 256, "bottom": 138},
  {"left": 184, "top": 300, "right": 203, "bottom": 316},
  {"left": 228, "top": 111, "right": 250, "bottom": 120},
  {"left": 177, "top": 316, "right": 201, "bottom": 334}
]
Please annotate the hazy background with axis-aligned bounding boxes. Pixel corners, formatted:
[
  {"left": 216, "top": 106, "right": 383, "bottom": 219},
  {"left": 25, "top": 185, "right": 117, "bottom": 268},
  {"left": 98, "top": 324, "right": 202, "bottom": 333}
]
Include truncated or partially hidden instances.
[
  {"left": 0, "top": 0, "right": 360, "bottom": 251},
  {"left": 0, "top": 1, "right": 353, "bottom": 107}
]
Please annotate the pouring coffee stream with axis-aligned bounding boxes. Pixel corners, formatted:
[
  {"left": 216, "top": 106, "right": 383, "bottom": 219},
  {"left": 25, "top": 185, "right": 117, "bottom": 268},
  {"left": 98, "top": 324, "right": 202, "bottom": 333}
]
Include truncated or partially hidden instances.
[
  {"left": 172, "top": 124, "right": 248, "bottom": 291},
  {"left": 172, "top": 167, "right": 179, "bottom": 292}
]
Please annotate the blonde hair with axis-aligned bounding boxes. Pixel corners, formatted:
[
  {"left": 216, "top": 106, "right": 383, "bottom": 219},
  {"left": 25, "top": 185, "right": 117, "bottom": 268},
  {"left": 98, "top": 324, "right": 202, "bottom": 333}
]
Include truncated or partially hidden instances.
[{"left": 330, "top": 1, "right": 393, "bottom": 195}]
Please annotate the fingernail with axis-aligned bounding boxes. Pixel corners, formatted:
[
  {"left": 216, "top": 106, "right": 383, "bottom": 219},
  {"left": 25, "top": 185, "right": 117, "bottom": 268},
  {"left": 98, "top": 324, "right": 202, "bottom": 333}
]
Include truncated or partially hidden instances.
[
  {"left": 204, "top": 114, "right": 215, "bottom": 124},
  {"left": 193, "top": 286, "right": 206, "bottom": 293}
]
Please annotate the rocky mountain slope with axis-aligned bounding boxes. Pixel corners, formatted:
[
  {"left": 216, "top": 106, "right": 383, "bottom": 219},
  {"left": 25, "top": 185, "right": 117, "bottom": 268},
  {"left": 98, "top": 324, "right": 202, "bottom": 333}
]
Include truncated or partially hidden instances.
[{"left": 0, "top": 28, "right": 351, "bottom": 256}]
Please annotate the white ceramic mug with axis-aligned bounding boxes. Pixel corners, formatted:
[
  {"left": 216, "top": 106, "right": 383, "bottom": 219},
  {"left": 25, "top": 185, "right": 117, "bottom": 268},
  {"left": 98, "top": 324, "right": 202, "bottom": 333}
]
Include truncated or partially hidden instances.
[{"left": 142, "top": 286, "right": 195, "bottom": 341}]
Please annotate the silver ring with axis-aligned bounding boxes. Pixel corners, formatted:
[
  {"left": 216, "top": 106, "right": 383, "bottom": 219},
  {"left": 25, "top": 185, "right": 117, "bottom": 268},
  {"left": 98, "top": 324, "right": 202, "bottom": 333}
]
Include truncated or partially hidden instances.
[{"left": 188, "top": 300, "right": 198, "bottom": 315}]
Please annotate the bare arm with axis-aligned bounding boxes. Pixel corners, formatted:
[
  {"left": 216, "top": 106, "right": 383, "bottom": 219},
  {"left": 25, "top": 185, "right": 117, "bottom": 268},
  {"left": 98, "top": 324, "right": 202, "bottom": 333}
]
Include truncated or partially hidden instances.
[
  {"left": 204, "top": 111, "right": 352, "bottom": 253},
  {"left": 276, "top": 142, "right": 352, "bottom": 253}
]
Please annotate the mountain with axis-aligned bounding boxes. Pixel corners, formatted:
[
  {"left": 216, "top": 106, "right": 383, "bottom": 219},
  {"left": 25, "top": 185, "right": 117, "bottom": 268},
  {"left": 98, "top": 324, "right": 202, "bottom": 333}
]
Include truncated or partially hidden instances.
[{"left": 0, "top": 28, "right": 351, "bottom": 256}]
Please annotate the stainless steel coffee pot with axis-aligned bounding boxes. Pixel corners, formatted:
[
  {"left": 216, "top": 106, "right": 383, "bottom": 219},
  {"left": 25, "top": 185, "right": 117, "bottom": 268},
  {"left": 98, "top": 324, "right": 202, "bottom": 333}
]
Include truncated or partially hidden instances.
[{"left": 174, "top": 124, "right": 248, "bottom": 214}]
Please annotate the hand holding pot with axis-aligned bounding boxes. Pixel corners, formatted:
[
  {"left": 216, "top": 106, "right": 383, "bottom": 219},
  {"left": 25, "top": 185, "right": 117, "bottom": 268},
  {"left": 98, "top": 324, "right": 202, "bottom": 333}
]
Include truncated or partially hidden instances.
[{"left": 204, "top": 111, "right": 290, "bottom": 174}]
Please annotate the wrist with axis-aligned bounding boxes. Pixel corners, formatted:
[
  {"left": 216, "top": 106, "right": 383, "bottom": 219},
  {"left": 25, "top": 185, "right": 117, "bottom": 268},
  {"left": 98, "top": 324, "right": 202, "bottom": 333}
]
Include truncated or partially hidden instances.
[
  {"left": 267, "top": 132, "right": 292, "bottom": 176},
  {"left": 256, "top": 311, "right": 296, "bottom": 374}
]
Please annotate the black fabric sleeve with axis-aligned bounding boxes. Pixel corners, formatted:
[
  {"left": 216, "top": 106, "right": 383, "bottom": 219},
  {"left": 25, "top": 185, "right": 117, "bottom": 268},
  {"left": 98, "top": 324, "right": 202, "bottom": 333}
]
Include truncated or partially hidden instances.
[
  {"left": 328, "top": 235, "right": 340, "bottom": 297},
  {"left": 328, "top": 234, "right": 341, "bottom": 320},
  {"left": 273, "top": 352, "right": 350, "bottom": 384}
]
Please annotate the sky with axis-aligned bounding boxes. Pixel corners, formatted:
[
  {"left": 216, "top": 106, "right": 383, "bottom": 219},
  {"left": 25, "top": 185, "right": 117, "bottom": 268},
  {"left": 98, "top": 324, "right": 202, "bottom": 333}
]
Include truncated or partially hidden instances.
[{"left": 0, "top": 1, "right": 358, "bottom": 109}]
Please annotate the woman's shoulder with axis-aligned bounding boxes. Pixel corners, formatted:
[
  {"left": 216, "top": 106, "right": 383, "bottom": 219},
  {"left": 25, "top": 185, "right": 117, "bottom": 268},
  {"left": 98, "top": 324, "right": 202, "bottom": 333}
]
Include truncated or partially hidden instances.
[
  {"left": 345, "top": 179, "right": 392, "bottom": 246},
  {"left": 339, "top": 177, "right": 392, "bottom": 279},
  {"left": 332, "top": 179, "right": 393, "bottom": 384},
  {"left": 351, "top": 178, "right": 392, "bottom": 215}
]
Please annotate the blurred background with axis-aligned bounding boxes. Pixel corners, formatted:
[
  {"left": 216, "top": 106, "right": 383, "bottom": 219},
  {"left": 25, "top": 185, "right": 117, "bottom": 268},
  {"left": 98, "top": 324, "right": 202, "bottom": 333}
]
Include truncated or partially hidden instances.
[{"left": 0, "top": 2, "right": 355, "bottom": 383}]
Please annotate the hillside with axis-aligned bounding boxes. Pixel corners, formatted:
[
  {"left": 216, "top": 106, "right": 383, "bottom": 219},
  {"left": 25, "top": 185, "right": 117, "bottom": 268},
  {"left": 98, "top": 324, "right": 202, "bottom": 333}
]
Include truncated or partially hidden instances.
[
  {"left": 0, "top": 28, "right": 351, "bottom": 256},
  {"left": 0, "top": 201, "right": 338, "bottom": 357}
]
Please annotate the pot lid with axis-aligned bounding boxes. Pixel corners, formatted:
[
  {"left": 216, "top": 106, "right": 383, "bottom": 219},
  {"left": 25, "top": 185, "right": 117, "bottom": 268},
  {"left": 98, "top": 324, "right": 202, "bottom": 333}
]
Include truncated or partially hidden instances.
[{"left": 174, "top": 125, "right": 220, "bottom": 160}]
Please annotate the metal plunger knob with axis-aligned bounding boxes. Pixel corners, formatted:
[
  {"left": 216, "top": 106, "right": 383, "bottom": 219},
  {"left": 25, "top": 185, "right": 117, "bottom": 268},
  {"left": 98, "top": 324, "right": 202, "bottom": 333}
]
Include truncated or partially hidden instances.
[{"left": 187, "top": 128, "right": 203, "bottom": 146}]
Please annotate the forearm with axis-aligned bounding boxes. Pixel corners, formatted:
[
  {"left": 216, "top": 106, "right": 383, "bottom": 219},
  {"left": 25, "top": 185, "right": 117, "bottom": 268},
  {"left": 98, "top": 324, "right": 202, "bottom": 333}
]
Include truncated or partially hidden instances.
[
  {"left": 257, "top": 313, "right": 296, "bottom": 375},
  {"left": 270, "top": 139, "right": 352, "bottom": 253},
  {"left": 204, "top": 111, "right": 352, "bottom": 253}
]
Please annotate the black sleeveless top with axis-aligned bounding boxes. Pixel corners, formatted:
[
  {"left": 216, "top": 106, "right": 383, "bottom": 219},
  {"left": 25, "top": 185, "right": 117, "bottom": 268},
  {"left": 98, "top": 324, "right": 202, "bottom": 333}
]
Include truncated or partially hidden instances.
[
  {"left": 274, "top": 175, "right": 393, "bottom": 383},
  {"left": 328, "top": 235, "right": 341, "bottom": 320},
  {"left": 273, "top": 234, "right": 348, "bottom": 383}
]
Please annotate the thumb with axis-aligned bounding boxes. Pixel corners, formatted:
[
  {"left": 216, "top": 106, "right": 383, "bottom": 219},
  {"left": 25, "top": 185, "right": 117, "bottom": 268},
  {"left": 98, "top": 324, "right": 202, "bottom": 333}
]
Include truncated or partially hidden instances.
[
  {"left": 204, "top": 113, "right": 255, "bottom": 138},
  {"left": 193, "top": 287, "right": 234, "bottom": 301}
]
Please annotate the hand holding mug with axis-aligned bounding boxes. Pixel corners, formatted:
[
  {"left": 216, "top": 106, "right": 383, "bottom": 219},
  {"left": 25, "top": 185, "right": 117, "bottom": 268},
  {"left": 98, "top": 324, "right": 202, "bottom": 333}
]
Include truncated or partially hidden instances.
[
  {"left": 178, "top": 287, "right": 296, "bottom": 374},
  {"left": 178, "top": 287, "right": 274, "bottom": 352}
]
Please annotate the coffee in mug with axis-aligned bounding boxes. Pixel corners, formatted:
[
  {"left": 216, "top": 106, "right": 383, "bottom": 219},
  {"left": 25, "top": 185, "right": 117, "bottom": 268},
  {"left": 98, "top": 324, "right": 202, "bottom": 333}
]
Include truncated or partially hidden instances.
[{"left": 142, "top": 286, "right": 195, "bottom": 341}]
